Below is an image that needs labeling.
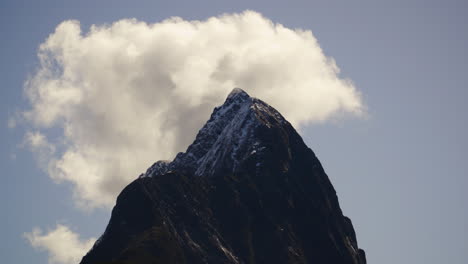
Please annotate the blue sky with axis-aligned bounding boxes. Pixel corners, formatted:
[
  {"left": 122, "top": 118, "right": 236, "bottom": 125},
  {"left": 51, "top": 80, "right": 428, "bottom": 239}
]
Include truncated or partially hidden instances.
[{"left": 1, "top": 1, "right": 467, "bottom": 263}]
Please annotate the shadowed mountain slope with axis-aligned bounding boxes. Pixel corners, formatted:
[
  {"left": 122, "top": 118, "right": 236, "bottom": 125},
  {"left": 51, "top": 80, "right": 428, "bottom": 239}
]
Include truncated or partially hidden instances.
[{"left": 80, "top": 88, "right": 366, "bottom": 264}]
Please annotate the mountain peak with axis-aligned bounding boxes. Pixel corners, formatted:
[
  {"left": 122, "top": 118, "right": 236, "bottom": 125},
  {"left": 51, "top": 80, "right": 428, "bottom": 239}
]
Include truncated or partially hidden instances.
[
  {"left": 141, "top": 88, "right": 287, "bottom": 178},
  {"left": 82, "top": 88, "right": 366, "bottom": 264},
  {"left": 226, "top": 87, "right": 250, "bottom": 100}
]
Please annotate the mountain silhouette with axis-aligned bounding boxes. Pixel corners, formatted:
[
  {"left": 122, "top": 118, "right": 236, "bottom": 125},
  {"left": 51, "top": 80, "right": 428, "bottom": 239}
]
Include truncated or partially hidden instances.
[{"left": 80, "top": 88, "right": 366, "bottom": 264}]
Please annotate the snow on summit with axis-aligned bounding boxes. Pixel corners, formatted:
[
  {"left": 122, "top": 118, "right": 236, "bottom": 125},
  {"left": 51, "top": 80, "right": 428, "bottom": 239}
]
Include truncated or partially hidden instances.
[{"left": 140, "top": 88, "right": 289, "bottom": 178}]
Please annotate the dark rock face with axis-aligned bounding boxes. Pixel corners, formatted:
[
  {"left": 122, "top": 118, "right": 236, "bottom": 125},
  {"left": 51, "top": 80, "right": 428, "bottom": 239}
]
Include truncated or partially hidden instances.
[{"left": 80, "top": 88, "right": 366, "bottom": 264}]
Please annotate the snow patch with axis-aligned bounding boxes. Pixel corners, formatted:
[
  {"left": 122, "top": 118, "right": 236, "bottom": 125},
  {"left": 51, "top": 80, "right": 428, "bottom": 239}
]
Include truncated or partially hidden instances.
[{"left": 141, "top": 88, "right": 287, "bottom": 178}]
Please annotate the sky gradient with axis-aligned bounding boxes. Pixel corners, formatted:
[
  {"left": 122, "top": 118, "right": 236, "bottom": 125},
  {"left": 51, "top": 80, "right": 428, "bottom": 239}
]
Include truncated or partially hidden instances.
[{"left": 1, "top": 1, "right": 467, "bottom": 263}]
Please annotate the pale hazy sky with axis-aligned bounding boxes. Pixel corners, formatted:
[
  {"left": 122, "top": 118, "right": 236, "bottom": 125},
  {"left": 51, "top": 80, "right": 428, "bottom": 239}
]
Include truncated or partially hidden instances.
[{"left": 1, "top": 1, "right": 467, "bottom": 263}]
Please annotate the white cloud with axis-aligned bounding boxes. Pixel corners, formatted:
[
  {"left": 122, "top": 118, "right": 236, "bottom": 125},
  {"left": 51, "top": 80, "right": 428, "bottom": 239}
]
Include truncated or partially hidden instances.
[
  {"left": 22, "top": 10, "right": 364, "bottom": 209},
  {"left": 24, "top": 131, "right": 53, "bottom": 150},
  {"left": 24, "top": 225, "right": 96, "bottom": 264},
  {"left": 23, "top": 131, "right": 56, "bottom": 171}
]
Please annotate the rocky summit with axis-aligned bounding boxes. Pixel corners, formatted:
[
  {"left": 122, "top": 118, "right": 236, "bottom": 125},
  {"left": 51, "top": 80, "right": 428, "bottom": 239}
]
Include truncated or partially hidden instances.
[{"left": 80, "top": 88, "right": 366, "bottom": 264}]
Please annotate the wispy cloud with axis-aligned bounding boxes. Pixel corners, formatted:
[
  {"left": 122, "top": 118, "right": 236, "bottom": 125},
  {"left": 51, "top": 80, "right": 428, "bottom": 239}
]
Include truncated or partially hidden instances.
[{"left": 22, "top": 131, "right": 56, "bottom": 171}]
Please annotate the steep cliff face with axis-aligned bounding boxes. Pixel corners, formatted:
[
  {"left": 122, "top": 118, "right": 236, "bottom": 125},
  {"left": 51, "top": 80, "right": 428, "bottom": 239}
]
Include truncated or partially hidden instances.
[{"left": 81, "top": 88, "right": 366, "bottom": 264}]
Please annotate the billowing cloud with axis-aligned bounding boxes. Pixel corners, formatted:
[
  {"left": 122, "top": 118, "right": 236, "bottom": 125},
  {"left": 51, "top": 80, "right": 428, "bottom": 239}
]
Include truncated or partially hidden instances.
[
  {"left": 24, "top": 225, "right": 95, "bottom": 264},
  {"left": 22, "top": 10, "right": 364, "bottom": 209}
]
